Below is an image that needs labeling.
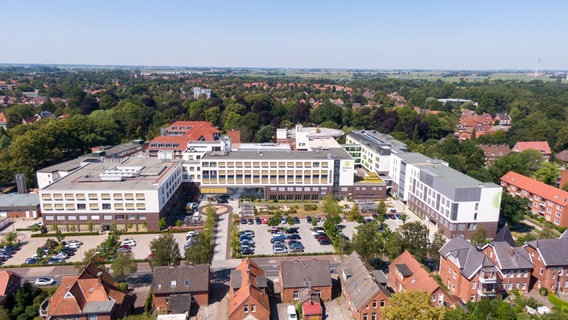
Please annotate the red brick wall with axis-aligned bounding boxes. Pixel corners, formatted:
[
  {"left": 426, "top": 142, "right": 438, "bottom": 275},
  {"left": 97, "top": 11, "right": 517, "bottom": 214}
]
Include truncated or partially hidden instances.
[
  {"left": 280, "top": 286, "right": 331, "bottom": 304},
  {"left": 440, "top": 256, "right": 477, "bottom": 303},
  {"left": 229, "top": 296, "right": 270, "bottom": 320}
]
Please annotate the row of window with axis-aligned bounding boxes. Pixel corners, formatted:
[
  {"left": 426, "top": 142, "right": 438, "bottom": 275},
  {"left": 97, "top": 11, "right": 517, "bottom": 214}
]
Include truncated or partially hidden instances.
[
  {"left": 44, "top": 214, "right": 146, "bottom": 221},
  {"left": 149, "top": 143, "right": 180, "bottom": 148},
  {"left": 270, "top": 194, "right": 320, "bottom": 200},
  {"left": 43, "top": 202, "right": 146, "bottom": 211},
  {"left": 42, "top": 193, "right": 145, "bottom": 201},
  {"left": 203, "top": 161, "right": 329, "bottom": 169}
]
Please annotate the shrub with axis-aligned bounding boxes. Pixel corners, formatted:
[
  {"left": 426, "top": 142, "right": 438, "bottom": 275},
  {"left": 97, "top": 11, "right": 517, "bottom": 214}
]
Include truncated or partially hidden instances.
[
  {"left": 540, "top": 287, "right": 549, "bottom": 296},
  {"left": 304, "top": 204, "right": 317, "bottom": 211},
  {"left": 119, "top": 282, "right": 129, "bottom": 292}
]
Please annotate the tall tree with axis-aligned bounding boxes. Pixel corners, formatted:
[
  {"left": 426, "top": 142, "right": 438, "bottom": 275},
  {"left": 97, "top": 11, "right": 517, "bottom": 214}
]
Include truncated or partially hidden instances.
[
  {"left": 534, "top": 162, "right": 561, "bottom": 186},
  {"left": 471, "top": 226, "right": 487, "bottom": 248},
  {"left": 149, "top": 234, "right": 181, "bottom": 269},
  {"left": 350, "top": 222, "right": 382, "bottom": 263},
  {"left": 382, "top": 290, "right": 446, "bottom": 320},
  {"left": 111, "top": 251, "right": 138, "bottom": 281},
  {"left": 398, "top": 221, "right": 429, "bottom": 262}
]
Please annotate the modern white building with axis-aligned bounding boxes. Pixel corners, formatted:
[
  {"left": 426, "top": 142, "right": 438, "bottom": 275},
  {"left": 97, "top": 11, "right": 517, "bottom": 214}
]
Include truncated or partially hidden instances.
[
  {"left": 193, "top": 87, "right": 212, "bottom": 99},
  {"left": 389, "top": 152, "right": 501, "bottom": 239},
  {"left": 198, "top": 148, "right": 364, "bottom": 200},
  {"left": 344, "top": 130, "right": 408, "bottom": 176},
  {"left": 38, "top": 157, "right": 183, "bottom": 231}
]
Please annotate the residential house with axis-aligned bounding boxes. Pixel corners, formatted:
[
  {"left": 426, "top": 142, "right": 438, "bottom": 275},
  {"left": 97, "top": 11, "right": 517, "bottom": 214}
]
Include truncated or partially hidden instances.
[
  {"left": 339, "top": 252, "right": 391, "bottom": 320},
  {"left": 152, "top": 264, "right": 210, "bottom": 313},
  {"left": 229, "top": 258, "right": 270, "bottom": 320},
  {"left": 193, "top": 87, "right": 212, "bottom": 99},
  {"left": 511, "top": 141, "right": 552, "bottom": 161},
  {"left": 482, "top": 225, "right": 533, "bottom": 293},
  {"left": 439, "top": 236, "right": 500, "bottom": 303},
  {"left": 40, "top": 262, "right": 133, "bottom": 319},
  {"left": 478, "top": 144, "right": 511, "bottom": 167},
  {"left": 299, "top": 287, "right": 323, "bottom": 320},
  {"left": 524, "top": 232, "right": 568, "bottom": 294},
  {"left": 0, "top": 193, "right": 40, "bottom": 218},
  {"left": 495, "top": 113, "right": 512, "bottom": 127},
  {"left": 500, "top": 171, "right": 568, "bottom": 227},
  {"left": 0, "top": 112, "right": 6, "bottom": 129},
  {"left": 0, "top": 271, "right": 22, "bottom": 304},
  {"left": 560, "top": 170, "right": 568, "bottom": 190},
  {"left": 389, "top": 251, "right": 457, "bottom": 307},
  {"left": 556, "top": 150, "right": 568, "bottom": 165},
  {"left": 279, "top": 259, "right": 332, "bottom": 303}
]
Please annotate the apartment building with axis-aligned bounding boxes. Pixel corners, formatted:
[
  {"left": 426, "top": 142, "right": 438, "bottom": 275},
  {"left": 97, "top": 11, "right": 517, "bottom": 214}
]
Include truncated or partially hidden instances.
[
  {"left": 339, "top": 252, "right": 390, "bottom": 320},
  {"left": 500, "top": 171, "right": 568, "bottom": 227},
  {"left": 147, "top": 121, "right": 220, "bottom": 159},
  {"left": 511, "top": 141, "right": 552, "bottom": 161},
  {"left": 524, "top": 232, "right": 568, "bottom": 294},
  {"left": 439, "top": 236, "right": 500, "bottom": 303},
  {"left": 38, "top": 157, "right": 183, "bottom": 231},
  {"left": 390, "top": 152, "right": 501, "bottom": 239},
  {"left": 482, "top": 225, "right": 533, "bottom": 294},
  {"left": 193, "top": 87, "right": 212, "bottom": 99},
  {"left": 344, "top": 130, "right": 408, "bottom": 176}
]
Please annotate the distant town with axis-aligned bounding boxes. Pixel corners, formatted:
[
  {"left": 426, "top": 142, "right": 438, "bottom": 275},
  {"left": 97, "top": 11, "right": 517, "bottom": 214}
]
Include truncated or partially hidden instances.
[{"left": 0, "top": 65, "right": 567, "bottom": 320}]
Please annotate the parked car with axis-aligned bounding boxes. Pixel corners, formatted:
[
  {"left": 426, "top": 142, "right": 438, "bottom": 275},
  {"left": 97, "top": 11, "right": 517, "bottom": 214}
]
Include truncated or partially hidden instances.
[
  {"left": 287, "top": 234, "right": 301, "bottom": 240},
  {"left": 255, "top": 217, "right": 262, "bottom": 224},
  {"left": 247, "top": 218, "right": 254, "bottom": 225},
  {"left": 60, "top": 248, "right": 76, "bottom": 256},
  {"left": 48, "top": 257, "right": 65, "bottom": 264},
  {"left": 35, "top": 277, "right": 56, "bottom": 286},
  {"left": 184, "top": 241, "right": 192, "bottom": 250},
  {"left": 390, "top": 208, "right": 397, "bottom": 213},
  {"left": 272, "top": 241, "right": 285, "bottom": 248},
  {"left": 287, "top": 305, "right": 298, "bottom": 320},
  {"left": 64, "top": 242, "right": 80, "bottom": 249},
  {"left": 289, "top": 246, "right": 304, "bottom": 253},
  {"left": 240, "top": 230, "right": 255, "bottom": 238},
  {"left": 240, "top": 244, "right": 254, "bottom": 252},
  {"left": 395, "top": 214, "right": 403, "bottom": 220},
  {"left": 312, "top": 230, "right": 327, "bottom": 238},
  {"left": 217, "top": 197, "right": 229, "bottom": 204},
  {"left": 54, "top": 252, "right": 69, "bottom": 260},
  {"left": 273, "top": 246, "right": 288, "bottom": 254},
  {"left": 316, "top": 235, "right": 331, "bottom": 242},
  {"left": 288, "top": 241, "right": 304, "bottom": 249},
  {"left": 306, "top": 216, "right": 313, "bottom": 223},
  {"left": 285, "top": 228, "right": 299, "bottom": 234},
  {"left": 240, "top": 239, "right": 255, "bottom": 247},
  {"left": 319, "top": 238, "right": 332, "bottom": 245},
  {"left": 121, "top": 238, "right": 136, "bottom": 247},
  {"left": 67, "top": 240, "right": 83, "bottom": 245},
  {"left": 240, "top": 247, "right": 255, "bottom": 255},
  {"left": 271, "top": 235, "right": 287, "bottom": 243},
  {"left": 241, "top": 218, "right": 247, "bottom": 224},
  {"left": 280, "top": 216, "right": 288, "bottom": 224},
  {"left": 270, "top": 227, "right": 282, "bottom": 234},
  {"left": 24, "top": 257, "right": 38, "bottom": 265}
]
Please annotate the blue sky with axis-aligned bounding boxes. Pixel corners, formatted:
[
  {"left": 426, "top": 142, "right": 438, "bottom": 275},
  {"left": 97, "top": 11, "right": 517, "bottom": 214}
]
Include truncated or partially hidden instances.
[{"left": 2, "top": 0, "right": 568, "bottom": 70}]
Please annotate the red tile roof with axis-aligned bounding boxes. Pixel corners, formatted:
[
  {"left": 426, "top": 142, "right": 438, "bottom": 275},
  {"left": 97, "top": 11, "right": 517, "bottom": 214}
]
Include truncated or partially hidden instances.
[
  {"left": 391, "top": 251, "right": 440, "bottom": 294},
  {"left": 302, "top": 300, "right": 322, "bottom": 316},
  {"left": 512, "top": 141, "right": 551, "bottom": 155},
  {"left": 149, "top": 121, "right": 219, "bottom": 152},
  {"left": 501, "top": 171, "right": 568, "bottom": 205},
  {"left": 229, "top": 258, "right": 270, "bottom": 319},
  {"left": 0, "top": 270, "right": 21, "bottom": 296},
  {"left": 0, "top": 112, "right": 6, "bottom": 124}
]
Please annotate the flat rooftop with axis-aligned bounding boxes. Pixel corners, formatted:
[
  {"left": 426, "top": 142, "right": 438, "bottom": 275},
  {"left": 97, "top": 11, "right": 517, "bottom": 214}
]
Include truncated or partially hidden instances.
[
  {"left": 395, "top": 152, "right": 448, "bottom": 165},
  {"left": 42, "top": 157, "right": 181, "bottom": 191},
  {"left": 202, "top": 148, "right": 352, "bottom": 161},
  {"left": 0, "top": 193, "right": 40, "bottom": 209},
  {"left": 287, "top": 126, "right": 344, "bottom": 139},
  {"left": 416, "top": 162, "right": 499, "bottom": 189},
  {"left": 348, "top": 130, "right": 408, "bottom": 154}
]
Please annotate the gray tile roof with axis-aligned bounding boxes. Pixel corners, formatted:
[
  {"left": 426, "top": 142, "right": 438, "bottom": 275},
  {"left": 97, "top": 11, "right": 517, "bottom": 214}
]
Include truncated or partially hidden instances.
[
  {"left": 280, "top": 259, "right": 332, "bottom": 289},
  {"left": 230, "top": 270, "right": 242, "bottom": 289},
  {"left": 395, "top": 264, "right": 413, "bottom": 277},
  {"left": 525, "top": 238, "right": 568, "bottom": 266},
  {"left": 153, "top": 264, "right": 210, "bottom": 294},
  {"left": 490, "top": 242, "right": 533, "bottom": 271},
  {"left": 339, "top": 252, "right": 390, "bottom": 312},
  {"left": 167, "top": 293, "right": 192, "bottom": 314},
  {"left": 493, "top": 225, "right": 515, "bottom": 247},
  {"left": 439, "top": 236, "right": 495, "bottom": 279}
]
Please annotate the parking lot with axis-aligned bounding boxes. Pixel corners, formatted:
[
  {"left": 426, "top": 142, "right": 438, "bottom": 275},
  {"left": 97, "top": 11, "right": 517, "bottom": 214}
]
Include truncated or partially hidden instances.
[
  {"left": 238, "top": 216, "right": 362, "bottom": 256},
  {"left": 4, "top": 219, "right": 190, "bottom": 266}
]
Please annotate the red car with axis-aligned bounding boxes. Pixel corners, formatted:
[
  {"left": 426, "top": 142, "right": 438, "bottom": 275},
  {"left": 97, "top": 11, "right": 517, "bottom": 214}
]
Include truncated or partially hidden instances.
[{"left": 316, "top": 235, "right": 331, "bottom": 242}]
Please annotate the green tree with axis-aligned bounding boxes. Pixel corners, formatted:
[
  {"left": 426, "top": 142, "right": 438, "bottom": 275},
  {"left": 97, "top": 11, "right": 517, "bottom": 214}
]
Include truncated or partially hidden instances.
[
  {"left": 382, "top": 290, "right": 445, "bottom": 320},
  {"left": 471, "top": 226, "right": 487, "bottom": 248},
  {"left": 385, "top": 231, "right": 404, "bottom": 259},
  {"left": 149, "top": 234, "right": 181, "bottom": 269},
  {"left": 185, "top": 233, "right": 213, "bottom": 265},
  {"left": 76, "top": 248, "right": 105, "bottom": 270},
  {"left": 322, "top": 194, "right": 341, "bottom": 216},
  {"left": 500, "top": 193, "right": 529, "bottom": 226},
  {"left": 159, "top": 217, "right": 167, "bottom": 230},
  {"left": 350, "top": 222, "right": 382, "bottom": 263},
  {"left": 399, "top": 221, "right": 429, "bottom": 261},
  {"left": 256, "top": 125, "right": 275, "bottom": 142},
  {"left": 534, "top": 162, "right": 561, "bottom": 186},
  {"left": 429, "top": 229, "right": 446, "bottom": 268},
  {"left": 1, "top": 231, "right": 17, "bottom": 247},
  {"left": 376, "top": 200, "right": 387, "bottom": 217},
  {"left": 111, "top": 251, "right": 138, "bottom": 281}
]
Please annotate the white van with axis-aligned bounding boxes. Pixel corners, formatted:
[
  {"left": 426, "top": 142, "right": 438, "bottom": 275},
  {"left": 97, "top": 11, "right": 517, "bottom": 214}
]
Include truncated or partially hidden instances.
[{"left": 287, "top": 305, "right": 297, "bottom": 320}]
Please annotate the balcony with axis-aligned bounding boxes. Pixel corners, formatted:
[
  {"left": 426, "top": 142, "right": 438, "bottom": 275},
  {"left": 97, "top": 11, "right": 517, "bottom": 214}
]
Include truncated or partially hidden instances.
[
  {"left": 479, "top": 270, "right": 497, "bottom": 284},
  {"left": 478, "top": 283, "right": 498, "bottom": 297}
]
